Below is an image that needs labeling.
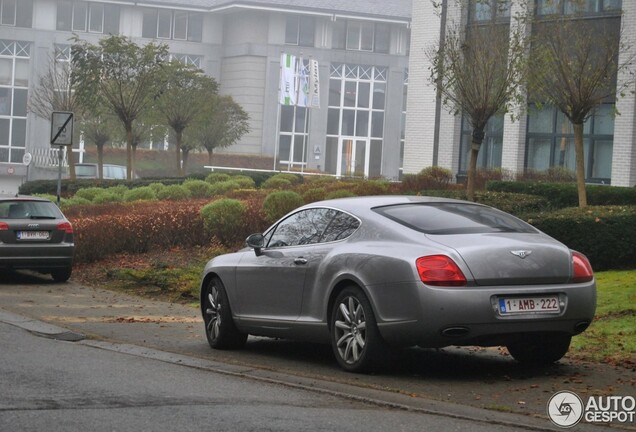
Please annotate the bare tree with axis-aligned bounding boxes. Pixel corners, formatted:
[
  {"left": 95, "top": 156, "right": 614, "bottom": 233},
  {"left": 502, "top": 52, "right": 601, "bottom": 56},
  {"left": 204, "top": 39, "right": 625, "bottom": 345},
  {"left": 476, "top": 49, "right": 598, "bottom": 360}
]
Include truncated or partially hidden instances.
[
  {"left": 28, "top": 50, "right": 83, "bottom": 179},
  {"left": 427, "top": 0, "right": 529, "bottom": 201},
  {"left": 528, "top": 1, "right": 634, "bottom": 207},
  {"left": 154, "top": 61, "right": 218, "bottom": 176},
  {"left": 71, "top": 35, "right": 167, "bottom": 180},
  {"left": 81, "top": 114, "right": 116, "bottom": 179}
]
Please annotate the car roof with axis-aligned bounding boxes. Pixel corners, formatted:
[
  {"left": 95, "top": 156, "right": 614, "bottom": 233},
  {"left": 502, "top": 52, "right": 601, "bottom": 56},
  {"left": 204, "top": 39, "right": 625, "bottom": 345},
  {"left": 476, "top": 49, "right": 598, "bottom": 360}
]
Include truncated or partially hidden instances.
[
  {"left": 0, "top": 195, "right": 50, "bottom": 203},
  {"left": 301, "top": 195, "right": 479, "bottom": 214}
]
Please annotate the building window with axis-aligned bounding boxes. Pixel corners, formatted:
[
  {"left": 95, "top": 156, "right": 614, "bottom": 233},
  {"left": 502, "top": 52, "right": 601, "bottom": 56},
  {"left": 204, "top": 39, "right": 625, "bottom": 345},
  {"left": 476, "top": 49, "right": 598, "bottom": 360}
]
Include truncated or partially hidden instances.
[
  {"left": 536, "top": 0, "right": 622, "bottom": 16},
  {"left": 285, "top": 15, "right": 315, "bottom": 47},
  {"left": 332, "top": 20, "right": 391, "bottom": 53},
  {"left": 400, "top": 70, "right": 408, "bottom": 177},
  {"left": 0, "top": 40, "right": 30, "bottom": 164},
  {"left": 469, "top": 0, "right": 510, "bottom": 22},
  {"left": 326, "top": 64, "right": 386, "bottom": 177},
  {"left": 56, "top": 1, "right": 119, "bottom": 34},
  {"left": 1, "top": 0, "right": 32, "bottom": 28},
  {"left": 526, "top": 104, "right": 613, "bottom": 183},
  {"left": 279, "top": 105, "right": 308, "bottom": 170},
  {"left": 459, "top": 115, "right": 504, "bottom": 173},
  {"left": 142, "top": 8, "right": 203, "bottom": 42},
  {"left": 170, "top": 53, "right": 202, "bottom": 69}
]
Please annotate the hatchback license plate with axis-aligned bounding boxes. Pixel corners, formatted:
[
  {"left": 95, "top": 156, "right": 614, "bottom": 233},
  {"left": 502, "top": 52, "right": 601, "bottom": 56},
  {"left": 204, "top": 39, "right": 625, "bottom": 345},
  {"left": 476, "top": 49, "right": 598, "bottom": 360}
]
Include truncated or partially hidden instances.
[
  {"left": 17, "top": 231, "right": 50, "bottom": 240},
  {"left": 498, "top": 296, "right": 559, "bottom": 314}
]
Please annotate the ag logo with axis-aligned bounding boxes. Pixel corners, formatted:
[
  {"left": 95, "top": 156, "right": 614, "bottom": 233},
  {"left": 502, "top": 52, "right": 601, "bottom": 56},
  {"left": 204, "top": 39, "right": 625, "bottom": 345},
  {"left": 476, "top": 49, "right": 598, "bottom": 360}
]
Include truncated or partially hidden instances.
[{"left": 548, "top": 391, "right": 584, "bottom": 428}]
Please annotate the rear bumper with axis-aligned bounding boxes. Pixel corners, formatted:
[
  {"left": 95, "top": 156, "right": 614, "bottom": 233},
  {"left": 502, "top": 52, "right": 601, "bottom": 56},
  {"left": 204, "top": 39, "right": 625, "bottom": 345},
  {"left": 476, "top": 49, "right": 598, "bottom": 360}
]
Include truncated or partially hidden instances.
[
  {"left": 0, "top": 244, "right": 74, "bottom": 271},
  {"left": 371, "top": 280, "right": 597, "bottom": 348}
]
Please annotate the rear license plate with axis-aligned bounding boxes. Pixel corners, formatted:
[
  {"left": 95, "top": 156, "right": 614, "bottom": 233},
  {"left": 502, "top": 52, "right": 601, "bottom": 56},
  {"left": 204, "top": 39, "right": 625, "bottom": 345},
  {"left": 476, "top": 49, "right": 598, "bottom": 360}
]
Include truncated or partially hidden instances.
[
  {"left": 17, "top": 231, "right": 50, "bottom": 240},
  {"left": 498, "top": 296, "right": 560, "bottom": 315}
]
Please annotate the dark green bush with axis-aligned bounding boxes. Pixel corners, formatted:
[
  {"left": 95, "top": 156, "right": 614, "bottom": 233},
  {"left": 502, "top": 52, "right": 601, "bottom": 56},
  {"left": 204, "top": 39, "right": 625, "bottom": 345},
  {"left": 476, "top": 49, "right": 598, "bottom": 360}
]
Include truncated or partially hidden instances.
[
  {"left": 302, "top": 187, "right": 327, "bottom": 203},
  {"left": 75, "top": 187, "right": 105, "bottom": 202},
  {"left": 205, "top": 172, "right": 231, "bottom": 184},
  {"left": 231, "top": 175, "right": 256, "bottom": 189},
  {"left": 200, "top": 199, "right": 248, "bottom": 246},
  {"left": 183, "top": 179, "right": 213, "bottom": 198},
  {"left": 261, "top": 177, "right": 293, "bottom": 190},
  {"left": 354, "top": 179, "right": 390, "bottom": 196},
  {"left": 526, "top": 206, "right": 636, "bottom": 271},
  {"left": 325, "top": 190, "right": 357, "bottom": 200},
  {"left": 267, "top": 173, "right": 302, "bottom": 185},
  {"left": 156, "top": 185, "right": 192, "bottom": 201},
  {"left": 487, "top": 181, "right": 636, "bottom": 208},
  {"left": 262, "top": 191, "right": 304, "bottom": 223},
  {"left": 124, "top": 186, "right": 157, "bottom": 202},
  {"left": 209, "top": 180, "right": 240, "bottom": 196}
]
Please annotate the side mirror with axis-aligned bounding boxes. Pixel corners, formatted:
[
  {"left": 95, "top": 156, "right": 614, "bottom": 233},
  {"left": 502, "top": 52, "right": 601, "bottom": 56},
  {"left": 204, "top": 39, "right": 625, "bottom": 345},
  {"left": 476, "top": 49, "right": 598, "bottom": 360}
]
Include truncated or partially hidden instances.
[{"left": 246, "top": 233, "right": 264, "bottom": 256}]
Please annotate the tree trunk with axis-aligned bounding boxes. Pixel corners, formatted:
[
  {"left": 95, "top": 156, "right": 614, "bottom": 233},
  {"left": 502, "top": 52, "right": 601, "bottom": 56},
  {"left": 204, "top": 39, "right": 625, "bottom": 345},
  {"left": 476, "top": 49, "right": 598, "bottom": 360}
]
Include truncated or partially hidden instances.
[
  {"left": 97, "top": 144, "right": 104, "bottom": 179},
  {"left": 573, "top": 122, "right": 588, "bottom": 208},
  {"left": 466, "top": 128, "right": 485, "bottom": 202},
  {"left": 182, "top": 148, "right": 190, "bottom": 174},
  {"left": 207, "top": 149, "right": 213, "bottom": 166},
  {"left": 131, "top": 143, "right": 137, "bottom": 179},
  {"left": 126, "top": 125, "right": 133, "bottom": 181},
  {"left": 176, "top": 129, "right": 183, "bottom": 176}
]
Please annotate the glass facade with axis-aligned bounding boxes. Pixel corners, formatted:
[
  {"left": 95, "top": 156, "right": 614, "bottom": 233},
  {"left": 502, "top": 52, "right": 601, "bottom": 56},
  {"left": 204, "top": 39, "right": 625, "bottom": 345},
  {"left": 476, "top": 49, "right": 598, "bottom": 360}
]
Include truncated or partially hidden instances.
[
  {"left": 536, "top": 0, "right": 622, "bottom": 15},
  {"left": 459, "top": 115, "right": 504, "bottom": 173},
  {"left": 285, "top": 15, "right": 315, "bottom": 47},
  {"left": 326, "top": 64, "right": 387, "bottom": 177},
  {"left": 141, "top": 8, "right": 202, "bottom": 42},
  {"left": 0, "top": 40, "right": 30, "bottom": 164},
  {"left": 56, "top": 1, "right": 119, "bottom": 34},
  {"left": 526, "top": 105, "right": 614, "bottom": 182},
  {"left": 1, "top": 0, "right": 32, "bottom": 28},
  {"left": 332, "top": 20, "right": 391, "bottom": 53}
]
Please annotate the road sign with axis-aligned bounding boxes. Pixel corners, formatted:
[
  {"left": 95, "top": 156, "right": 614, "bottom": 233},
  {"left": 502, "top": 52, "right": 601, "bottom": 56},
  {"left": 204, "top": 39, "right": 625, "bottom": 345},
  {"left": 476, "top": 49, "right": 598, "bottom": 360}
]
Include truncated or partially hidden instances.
[
  {"left": 23, "top": 152, "right": 32, "bottom": 166},
  {"left": 51, "top": 111, "right": 74, "bottom": 146}
]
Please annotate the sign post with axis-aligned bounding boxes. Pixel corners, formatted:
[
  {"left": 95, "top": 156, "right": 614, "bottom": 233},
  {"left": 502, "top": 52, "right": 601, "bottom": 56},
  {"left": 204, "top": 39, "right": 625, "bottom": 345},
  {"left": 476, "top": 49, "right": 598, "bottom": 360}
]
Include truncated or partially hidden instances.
[{"left": 50, "top": 112, "right": 74, "bottom": 207}]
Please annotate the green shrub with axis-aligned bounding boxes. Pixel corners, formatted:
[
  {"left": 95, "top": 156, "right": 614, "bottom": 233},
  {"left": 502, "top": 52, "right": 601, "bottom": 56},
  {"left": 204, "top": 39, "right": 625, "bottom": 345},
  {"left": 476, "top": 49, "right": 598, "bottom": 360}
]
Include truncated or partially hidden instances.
[
  {"left": 75, "top": 187, "right": 105, "bottom": 202},
  {"left": 267, "top": 173, "right": 301, "bottom": 185},
  {"left": 183, "top": 179, "right": 213, "bottom": 198},
  {"left": 108, "top": 185, "right": 129, "bottom": 196},
  {"left": 60, "top": 196, "right": 91, "bottom": 210},
  {"left": 401, "top": 166, "right": 454, "bottom": 192},
  {"left": 231, "top": 175, "right": 256, "bottom": 189},
  {"left": 526, "top": 206, "right": 636, "bottom": 271},
  {"left": 262, "top": 191, "right": 304, "bottom": 223},
  {"left": 261, "top": 177, "right": 293, "bottom": 190},
  {"left": 92, "top": 190, "right": 123, "bottom": 204},
  {"left": 325, "top": 190, "right": 356, "bottom": 200},
  {"left": 156, "top": 184, "right": 192, "bottom": 201},
  {"left": 148, "top": 182, "right": 166, "bottom": 194},
  {"left": 205, "top": 172, "right": 231, "bottom": 184},
  {"left": 302, "top": 188, "right": 327, "bottom": 203},
  {"left": 518, "top": 167, "right": 576, "bottom": 183},
  {"left": 200, "top": 199, "right": 248, "bottom": 246},
  {"left": 123, "top": 186, "right": 157, "bottom": 202},
  {"left": 209, "top": 180, "right": 240, "bottom": 196}
]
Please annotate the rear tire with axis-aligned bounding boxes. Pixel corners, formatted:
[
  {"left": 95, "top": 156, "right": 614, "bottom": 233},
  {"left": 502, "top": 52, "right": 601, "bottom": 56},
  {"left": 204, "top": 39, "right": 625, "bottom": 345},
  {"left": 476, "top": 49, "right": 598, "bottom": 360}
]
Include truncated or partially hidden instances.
[
  {"left": 330, "top": 286, "right": 388, "bottom": 373},
  {"left": 507, "top": 334, "right": 571, "bottom": 365},
  {"left": 202, "top": 277, "right": 247, "bottom": 349},
  {"left": 51, "top": 267, "right": 72, "bottom": 283}
]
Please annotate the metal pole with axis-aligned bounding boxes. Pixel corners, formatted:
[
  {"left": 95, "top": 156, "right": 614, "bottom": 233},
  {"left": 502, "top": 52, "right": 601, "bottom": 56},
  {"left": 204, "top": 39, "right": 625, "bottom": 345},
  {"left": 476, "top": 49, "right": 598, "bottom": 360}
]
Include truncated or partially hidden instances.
[{"left": 56, "top": 146, "right": 63, "bottom": 207}]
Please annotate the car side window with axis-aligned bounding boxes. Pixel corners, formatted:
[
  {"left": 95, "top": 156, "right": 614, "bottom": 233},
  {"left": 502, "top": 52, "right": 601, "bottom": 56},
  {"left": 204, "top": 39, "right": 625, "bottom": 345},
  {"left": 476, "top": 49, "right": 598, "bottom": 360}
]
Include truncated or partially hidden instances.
[
  {"left": 267, "top": 208, "right": 336, "bottom": 248},
  {"left": 321, "top": 211, "right": 360, "bottom": 242}
]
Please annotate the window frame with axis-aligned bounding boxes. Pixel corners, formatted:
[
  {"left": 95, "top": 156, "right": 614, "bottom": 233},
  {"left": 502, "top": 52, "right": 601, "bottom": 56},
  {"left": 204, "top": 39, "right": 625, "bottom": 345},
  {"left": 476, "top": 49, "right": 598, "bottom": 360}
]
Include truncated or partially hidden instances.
[{"left": 1, "top": 0, "right": 17, "bottom": 26}]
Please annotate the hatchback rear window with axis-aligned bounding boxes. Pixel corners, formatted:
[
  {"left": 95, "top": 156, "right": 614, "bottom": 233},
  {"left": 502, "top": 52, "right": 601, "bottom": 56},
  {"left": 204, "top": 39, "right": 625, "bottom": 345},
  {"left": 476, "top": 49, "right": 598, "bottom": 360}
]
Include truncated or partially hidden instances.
[
  {"left": 0, "top": 201, "right": 64, "bottom": 219},
  {"left": 373, "top": 203, "right": 537, "bottom": 235}
]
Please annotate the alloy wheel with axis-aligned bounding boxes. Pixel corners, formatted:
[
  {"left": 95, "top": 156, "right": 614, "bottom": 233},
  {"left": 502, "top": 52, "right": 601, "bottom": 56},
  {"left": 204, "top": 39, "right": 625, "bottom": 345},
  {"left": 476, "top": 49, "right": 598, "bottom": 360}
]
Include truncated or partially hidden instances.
[{"left": 334, "top": 296, "right": 367, "bottom": 364}]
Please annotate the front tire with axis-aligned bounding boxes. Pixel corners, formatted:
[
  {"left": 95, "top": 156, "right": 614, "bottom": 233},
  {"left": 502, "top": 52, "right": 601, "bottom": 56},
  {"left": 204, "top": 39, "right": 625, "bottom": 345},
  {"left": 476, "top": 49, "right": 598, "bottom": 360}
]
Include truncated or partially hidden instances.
[
  {"left": 202, "top": 277, "right": 247, "bottom": 349},
  {"left": 330, "top": 286, "right": 388, "bottom": 373},
  {"left": 507, "top": 334, "right": 571, "bottom": 365},
  {"left": 51, "top": 267, "right": 72, "bottom": 283}
]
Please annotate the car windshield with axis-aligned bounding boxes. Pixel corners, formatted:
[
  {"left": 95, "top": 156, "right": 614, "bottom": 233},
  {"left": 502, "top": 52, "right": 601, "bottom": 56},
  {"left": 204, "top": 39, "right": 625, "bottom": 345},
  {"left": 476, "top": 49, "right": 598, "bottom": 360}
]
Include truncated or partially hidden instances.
[
  {"left": 0, "top": 200, "right": 63, "bottom": 219},
  {"left": 373, "top": 203, "right": 537, "bottom": 235}
]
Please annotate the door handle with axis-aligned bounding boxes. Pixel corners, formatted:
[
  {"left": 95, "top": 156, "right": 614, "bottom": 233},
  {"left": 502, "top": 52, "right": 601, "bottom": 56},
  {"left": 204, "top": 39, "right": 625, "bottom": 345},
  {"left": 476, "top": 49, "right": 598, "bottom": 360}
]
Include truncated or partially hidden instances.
[{"left": 294, "top": 257, "right": 308, "bottom": 265}]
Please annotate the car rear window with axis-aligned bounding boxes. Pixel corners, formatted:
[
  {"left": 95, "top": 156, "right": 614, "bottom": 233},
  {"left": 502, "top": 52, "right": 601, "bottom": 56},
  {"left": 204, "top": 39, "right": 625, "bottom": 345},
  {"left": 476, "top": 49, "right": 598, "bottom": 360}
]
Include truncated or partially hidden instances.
[
  {"left": 0, "top": 200, "right": 64, "bottom": 219},
  {"left": 373, "top": 203, "right": 537, "bottom": 235}
]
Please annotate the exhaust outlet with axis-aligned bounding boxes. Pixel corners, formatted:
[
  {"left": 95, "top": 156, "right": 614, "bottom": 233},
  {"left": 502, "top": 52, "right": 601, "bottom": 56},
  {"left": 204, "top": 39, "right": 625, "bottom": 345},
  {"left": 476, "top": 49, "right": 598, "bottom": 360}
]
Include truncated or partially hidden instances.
[{"left": 441, "top": 327, "right": 470, "bottom": 337}]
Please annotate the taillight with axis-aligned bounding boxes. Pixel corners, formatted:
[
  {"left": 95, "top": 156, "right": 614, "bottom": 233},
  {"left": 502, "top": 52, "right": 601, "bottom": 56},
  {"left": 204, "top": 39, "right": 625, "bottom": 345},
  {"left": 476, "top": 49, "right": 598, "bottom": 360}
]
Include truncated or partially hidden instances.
[
  {"left": 0, "top": 222, "right": 8, "bottom": 230},
  {"left": 57, "top": 222, "right": 74, "bottom": 234},
  {"left": 416, "top": 255, "right": 467, "bottom": 287},
  {"left": 571, "top": 251, "right": 593, "bottom": 283}
]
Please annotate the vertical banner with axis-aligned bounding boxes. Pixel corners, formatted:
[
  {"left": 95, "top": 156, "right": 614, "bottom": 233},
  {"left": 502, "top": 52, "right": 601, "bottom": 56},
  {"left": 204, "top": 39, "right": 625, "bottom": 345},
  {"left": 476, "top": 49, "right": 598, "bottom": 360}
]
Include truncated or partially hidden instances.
[
  {"left": 279, "top": 53, "right": 297, "bottom": 106},
  {"left": 297, "top": 58, "right": 309, "bottom": 108},
  {"left": 308, "top": 58, "right": 320, "bottom": 109}
]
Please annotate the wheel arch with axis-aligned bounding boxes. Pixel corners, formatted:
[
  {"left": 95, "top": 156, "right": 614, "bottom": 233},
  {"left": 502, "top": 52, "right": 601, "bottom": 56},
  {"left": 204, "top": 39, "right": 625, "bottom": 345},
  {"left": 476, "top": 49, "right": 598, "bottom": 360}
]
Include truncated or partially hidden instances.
[{"left": 326, "top": 277, "right": 377, "bottom": 332}]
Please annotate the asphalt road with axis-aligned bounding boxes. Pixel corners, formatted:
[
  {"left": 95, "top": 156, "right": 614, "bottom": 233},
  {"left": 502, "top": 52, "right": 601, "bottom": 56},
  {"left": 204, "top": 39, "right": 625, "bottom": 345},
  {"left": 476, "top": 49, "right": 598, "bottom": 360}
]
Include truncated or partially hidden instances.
[{"left": 0, "top": 271, "right": 632, "bottom": 431}]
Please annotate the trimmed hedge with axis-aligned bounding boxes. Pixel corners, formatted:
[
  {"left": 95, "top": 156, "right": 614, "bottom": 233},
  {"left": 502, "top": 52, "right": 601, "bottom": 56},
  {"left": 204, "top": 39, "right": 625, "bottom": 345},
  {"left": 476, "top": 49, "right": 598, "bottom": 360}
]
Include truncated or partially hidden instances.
[
  {"left": 200, "top": 199, "right": 248, "bottom": 247},
  {"left": 526, "top": 206, "right": 636, "bottom": 271},
  {"left": 487, "top": 181, "right": 636, "bottom": 208},
  {"left": 262, "top": 191, "right": 304, "bottom": 223}
]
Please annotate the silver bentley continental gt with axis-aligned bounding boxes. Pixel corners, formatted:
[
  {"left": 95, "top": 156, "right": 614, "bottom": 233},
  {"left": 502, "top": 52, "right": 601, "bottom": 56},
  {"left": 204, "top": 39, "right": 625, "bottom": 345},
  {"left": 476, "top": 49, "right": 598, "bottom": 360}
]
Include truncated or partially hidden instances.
[{"left": 200, "top": 196, "right": 596, "bottom": 373}]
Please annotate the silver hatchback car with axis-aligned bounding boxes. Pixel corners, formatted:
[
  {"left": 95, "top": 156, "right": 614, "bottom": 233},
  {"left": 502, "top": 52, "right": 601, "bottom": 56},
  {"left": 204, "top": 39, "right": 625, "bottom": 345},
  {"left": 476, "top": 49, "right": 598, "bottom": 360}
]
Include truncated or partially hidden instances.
[
  {"left": 0, "top": 196, "right": 74, "bottom": 282},
  {"left": 200, "top": 196, "right": 596, "bottom": 372}
]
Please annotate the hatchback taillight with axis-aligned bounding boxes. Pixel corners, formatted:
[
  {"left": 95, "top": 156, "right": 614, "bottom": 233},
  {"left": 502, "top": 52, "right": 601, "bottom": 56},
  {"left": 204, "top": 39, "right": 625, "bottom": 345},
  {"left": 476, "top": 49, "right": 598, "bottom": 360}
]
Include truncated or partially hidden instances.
[
  {"left": 416, "top": 255, "right": 467, "bottom": 287},
  {"left": 571, "top": 251, "right": 593, "bottom": 283},
  {"left": 0, "top": 222, "right": 8, "bottom": 230},
  {"left": 57, "top": 222, "right": 73, "bottom": 234}
]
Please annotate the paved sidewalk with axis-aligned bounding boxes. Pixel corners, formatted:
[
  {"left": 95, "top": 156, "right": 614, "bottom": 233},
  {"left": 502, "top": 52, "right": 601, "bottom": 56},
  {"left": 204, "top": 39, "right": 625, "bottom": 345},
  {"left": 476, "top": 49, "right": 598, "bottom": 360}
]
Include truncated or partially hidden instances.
[{"left": 1, "top": 277, "right": 633, "bottom": 431}]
